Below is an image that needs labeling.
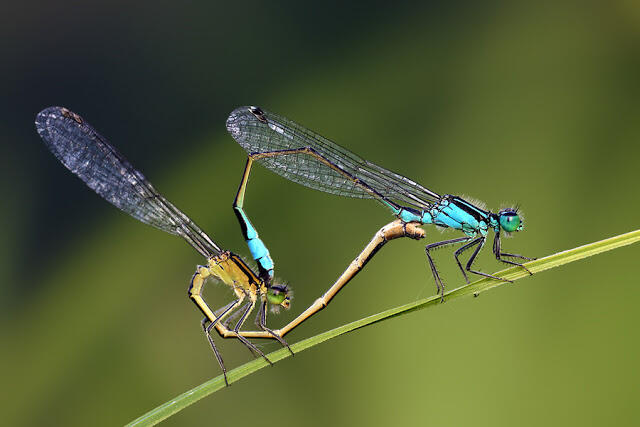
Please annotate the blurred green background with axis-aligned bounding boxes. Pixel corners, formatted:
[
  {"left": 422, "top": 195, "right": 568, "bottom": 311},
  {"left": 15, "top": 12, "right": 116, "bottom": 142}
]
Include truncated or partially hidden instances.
[{"left": 2, "top": 1, "right": 640, "bottom": 426}]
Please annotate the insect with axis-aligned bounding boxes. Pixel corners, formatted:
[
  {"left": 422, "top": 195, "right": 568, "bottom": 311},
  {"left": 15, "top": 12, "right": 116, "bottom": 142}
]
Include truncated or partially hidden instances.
[
  {"left": 35, "top": 106, "right": 292, "bottom": 385},
  {"left": 226, "top": 106, "right": 535, "bottom": 301}
]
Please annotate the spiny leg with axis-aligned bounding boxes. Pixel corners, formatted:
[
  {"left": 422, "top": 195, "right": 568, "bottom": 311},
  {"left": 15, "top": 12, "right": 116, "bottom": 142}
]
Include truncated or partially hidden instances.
[
  {"left": 231, "top": 298, "right": 273, "bottom": 365},
  {"left": 493, "top": 232, "right": 534, "bottom": 275},
  {"left": 199, "top": 298, "right": 244, "bottom": 387},
  {"left": 200, "top": 318, "right": 228, "bottom": 385},
  {"left": 222, "top": 300, "right": 252, "bottom": 329},
  {"left": 256, "top": 298, "right": 294, "bottom": 356},
  {"left": 454, "top": 237, "right": 484, "bottom": 283},
  {"left": 501, "top": 252, "right": 536, "bottom": 261},
  {"left": 204, "top": 298, "right": 243, "bottom": 336},
  {"left": 425, "top": 236, "right": 473, "bottom": 301},
  {"left": 463, "top": 236, "right": 512, "bottom": 282},
  {"left": 204, "top": 297, "right": 262, "bottom": 358},
  {"left": 233, "top": 157, "right": 274, "bottom": 281}
]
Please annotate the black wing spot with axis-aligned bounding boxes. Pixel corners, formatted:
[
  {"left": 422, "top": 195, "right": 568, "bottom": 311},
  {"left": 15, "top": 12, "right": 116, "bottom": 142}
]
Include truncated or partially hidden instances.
[
  {"left": 60, "top": 107, "right": 83, "bottom": 124},
  {"left": 249, "top": 106, "right": 268, "bottom": 123}
]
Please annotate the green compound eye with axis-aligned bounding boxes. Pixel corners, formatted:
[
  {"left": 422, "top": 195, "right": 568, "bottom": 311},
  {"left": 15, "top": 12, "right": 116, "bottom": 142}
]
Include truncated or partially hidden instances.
[
  {"left": 267, "top": 284, "right": 291, "bottom": 308},
  {"left": 499, "top": 211, "right": 521, "bottom": 233},
  {"left": 267, "top": 289, "right": 286, "bottom": 305}
]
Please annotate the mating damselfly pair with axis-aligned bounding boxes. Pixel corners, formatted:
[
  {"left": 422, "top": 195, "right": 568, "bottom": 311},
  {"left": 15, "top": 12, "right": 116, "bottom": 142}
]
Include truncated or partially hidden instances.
[{"left": 36, "top": 105, "right": 533, "bottom": 385}]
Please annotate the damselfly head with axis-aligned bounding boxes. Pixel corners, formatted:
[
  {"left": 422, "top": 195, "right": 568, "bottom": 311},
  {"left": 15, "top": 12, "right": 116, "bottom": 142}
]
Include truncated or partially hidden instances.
[
  {"left": 497, "top": 208, "right": 523, "bottom": 233},
  {"left": 267, "top": 283, "right": 292, "bottom": 313}
]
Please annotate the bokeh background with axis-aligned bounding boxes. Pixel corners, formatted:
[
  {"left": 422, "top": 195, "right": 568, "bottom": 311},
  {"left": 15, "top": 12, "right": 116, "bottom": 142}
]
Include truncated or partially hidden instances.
[{"left": 2, "top": 1, "right": 640, "bottom": 426}]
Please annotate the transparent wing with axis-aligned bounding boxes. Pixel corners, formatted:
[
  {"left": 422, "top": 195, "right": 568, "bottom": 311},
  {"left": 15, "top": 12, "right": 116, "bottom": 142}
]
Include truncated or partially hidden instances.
[
  {"left": 36, "top": 106, "right": 221, "bottom": 258},
  {"left": 226, "top": 106, "right": 440, "bottom": 211}
]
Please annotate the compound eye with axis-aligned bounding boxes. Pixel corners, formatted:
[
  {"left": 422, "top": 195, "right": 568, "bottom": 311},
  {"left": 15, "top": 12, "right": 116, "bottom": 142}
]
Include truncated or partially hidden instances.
[
  {"left": 267, "top": 284, "right": 291, "bottom": 307},
  {"left": 499, "top": 211, "right": 521, "bottom": 233}
]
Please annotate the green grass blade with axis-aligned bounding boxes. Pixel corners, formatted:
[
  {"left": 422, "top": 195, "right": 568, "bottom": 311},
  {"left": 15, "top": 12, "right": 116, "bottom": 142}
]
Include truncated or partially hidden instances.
[{"left": 127, "top": 229, "right": 640, "bottom": 426}]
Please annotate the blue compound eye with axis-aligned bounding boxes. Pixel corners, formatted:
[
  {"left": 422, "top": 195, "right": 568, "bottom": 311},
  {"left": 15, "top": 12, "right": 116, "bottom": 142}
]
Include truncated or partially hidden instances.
[{"left": 499, "top": 211, "right": 521, "bottom": 233}]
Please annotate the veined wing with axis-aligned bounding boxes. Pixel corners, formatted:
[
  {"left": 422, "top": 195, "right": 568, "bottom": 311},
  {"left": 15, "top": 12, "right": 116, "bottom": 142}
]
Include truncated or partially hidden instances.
[
  {"left": 226, "top": 106, "right": 440, "bottom": 211},
  {"left": 36, "top": 106, "right": 220, "bottom": 258}
]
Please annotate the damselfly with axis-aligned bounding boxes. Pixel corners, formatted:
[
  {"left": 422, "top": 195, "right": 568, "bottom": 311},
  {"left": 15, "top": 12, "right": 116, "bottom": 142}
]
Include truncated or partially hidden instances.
[
  {"left": 226, "top": 106, "right": 535, "bottom": 301},
  {"left": 35, "top": 106, "right": 293, "bottom": 385}
]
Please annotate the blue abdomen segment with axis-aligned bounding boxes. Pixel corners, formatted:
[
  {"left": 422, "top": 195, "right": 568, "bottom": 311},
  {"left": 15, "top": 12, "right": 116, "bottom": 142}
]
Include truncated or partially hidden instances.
[
  {"left": 397, "top": 207, "right": 424, "bottom": 223},
  {"left": 234, "top": 208, "right": 274, "bottom": 279},
  {"left": 247, "top": 237, "right": 274, "bottom": 271},
  {"left": 386, "top": 202, "right": 433, "bottom": 224}
]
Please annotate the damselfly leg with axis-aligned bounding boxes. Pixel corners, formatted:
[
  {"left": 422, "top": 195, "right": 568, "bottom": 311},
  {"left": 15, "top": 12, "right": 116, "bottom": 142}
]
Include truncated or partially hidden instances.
[
  {"left": 493, "top": 232, "right": 535, "bottom": 274},
  {"left": 425, "top": 236, "right": 472, "bottom": 300},
  {"left": 256, "top": 299, "right": 293, "bottom": 354}
]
